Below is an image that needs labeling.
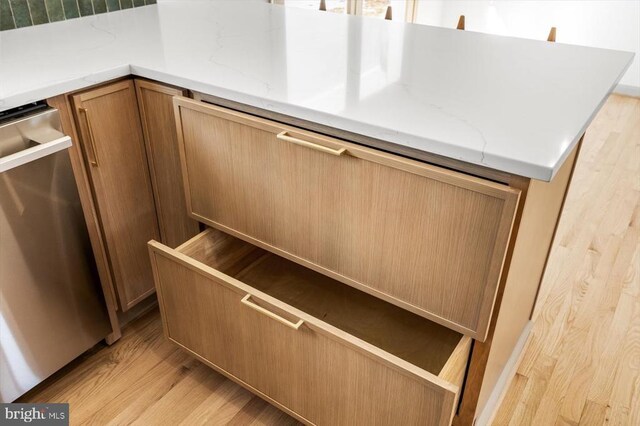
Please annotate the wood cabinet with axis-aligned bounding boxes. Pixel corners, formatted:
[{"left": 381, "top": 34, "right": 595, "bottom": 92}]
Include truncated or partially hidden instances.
[
  {"left": 135, "top": 80, "right": 199, "bottom": 248},
  {"left": 150, "top": 227, "right": 471, "bottom": 426},
  {"left": 51, "top": 76, "right": 579, "bottom": 425},
  {"left": 72, "top": 80, "right": 160, "bottom": 311},
  {"left": 172, "top": 97, "right": 520, "bottom": 340}
]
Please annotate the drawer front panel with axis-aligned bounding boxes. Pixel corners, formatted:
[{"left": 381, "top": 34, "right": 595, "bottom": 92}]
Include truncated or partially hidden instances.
[
  {"left": 174, "top": 98, "right": 520, "bottom": 339},
  {"left": 150, "top": 242, "right": 460, "bottom": 426}
]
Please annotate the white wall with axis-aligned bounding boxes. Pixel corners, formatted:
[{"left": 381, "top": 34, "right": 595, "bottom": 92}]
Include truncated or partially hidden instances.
[{"left": 415, "top": 0, "right": 640, "bottom": 94}]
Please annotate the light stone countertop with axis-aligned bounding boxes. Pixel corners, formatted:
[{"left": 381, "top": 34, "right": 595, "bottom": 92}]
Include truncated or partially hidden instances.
[{"left": 0, "top": 0, "right": 633, "bottom": 180}]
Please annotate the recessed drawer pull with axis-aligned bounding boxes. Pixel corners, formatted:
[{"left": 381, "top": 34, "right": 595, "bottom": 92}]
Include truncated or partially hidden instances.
[
  {"left": 276, "top": 131, "right": 346, "bottom": 156},
  {"left": 240, "top": 294, "right": 304, "bottom": 330}
]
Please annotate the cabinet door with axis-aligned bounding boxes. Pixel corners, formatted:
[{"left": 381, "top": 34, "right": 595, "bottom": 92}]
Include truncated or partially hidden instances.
[
  {"left": 135, "top": 80, "right": 199, "bottom": 248},
  {"left": 72, "top": 80, "right": 159, "bottom": 311}
]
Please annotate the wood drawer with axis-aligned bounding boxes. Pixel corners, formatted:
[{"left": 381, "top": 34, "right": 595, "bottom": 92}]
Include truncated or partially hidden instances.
[
  {"left": 149, "top": 228, "right": 471, "bottom": 426},
  {"left": 173, "top": 97, "right": 520, "bottom": 339}
]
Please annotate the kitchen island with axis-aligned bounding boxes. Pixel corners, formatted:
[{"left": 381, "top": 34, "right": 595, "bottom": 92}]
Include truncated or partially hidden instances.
[
  {"left": 0, "top": 1, "right": 633, "bottom": 425},
  {"left": 0, "top": 1, "right": 632, "bottom": 180}
]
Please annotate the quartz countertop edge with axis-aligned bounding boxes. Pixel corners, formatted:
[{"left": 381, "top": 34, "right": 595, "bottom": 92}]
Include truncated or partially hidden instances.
[{"left": 0, "top": 1, "right": 634, "bottom": 181}]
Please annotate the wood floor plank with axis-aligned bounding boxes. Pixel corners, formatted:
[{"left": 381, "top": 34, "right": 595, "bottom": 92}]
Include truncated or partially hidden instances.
[
  {"left": 586, "top": 290, "right": 637, "bottom": 406},
  {"left": 130, "top": 363, "right": 229, "bottom": 426},
  {"left": 506, "top": 353, "right": 556, "bottom": 425},
  {"left": 179, "top": 380, "right": 255, "bottom": 425},
  {"left": 100, "top": 353, "right": 200, "bottom": 425},
  {"left": 21, "top": 312, "right": 168, "bottom": 406},
  {"left": 606, "top": 295, "right": 640, "bottom": 426},
  {"left": 226, "top": 397, "right": 272, "bottom": 425},
  {"left": 579, "top": 400, "right": 608, "bottom": 426},
  {"left": 249, "top": 404, "right": 302, "bottom": 426},
  {"left": 558, "top": 232, "right": 629, "bottom": 422},
  {"left": 554, "top": 415, "right": 578, "bottom": 426},
  {"left": 491, "top": 373, "right": 528, "bottom": 425}
]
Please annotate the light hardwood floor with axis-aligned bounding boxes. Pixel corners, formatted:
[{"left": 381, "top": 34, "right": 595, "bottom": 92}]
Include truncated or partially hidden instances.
[
  {"left": 20, "top": 309, "right": 302, "bottom": 425},
  {"left": 494, "top": 95, "right": 640, "bottom": 425},
  {"left": 20, "top": 94, "right": 639, "bottom": 425}
]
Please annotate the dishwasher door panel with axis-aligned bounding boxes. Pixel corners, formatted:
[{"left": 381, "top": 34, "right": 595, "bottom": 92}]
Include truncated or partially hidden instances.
[{"left": 0, "top": 121, "right": 110, "bottom": 402}]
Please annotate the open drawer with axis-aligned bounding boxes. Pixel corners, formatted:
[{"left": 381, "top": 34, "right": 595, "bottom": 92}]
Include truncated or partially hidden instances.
[{"left": 149, "top": 228, "right": 471, "bottom": 426}]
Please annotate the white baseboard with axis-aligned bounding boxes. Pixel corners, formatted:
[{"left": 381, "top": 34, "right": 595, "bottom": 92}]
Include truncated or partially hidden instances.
[
  {"left": 475, "top": 321, "right": 533, "bottom": 426},
  {"left": 614, "top": 84, "right": 640, "bottom": 98}
]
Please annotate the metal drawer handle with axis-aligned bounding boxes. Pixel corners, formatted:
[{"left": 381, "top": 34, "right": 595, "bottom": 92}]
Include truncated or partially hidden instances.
[
  {"left": 0, "top": 136, "right": 71, "bottom": 173},
  {"left": 276, "top": 131, "right": 346, "bottom": 156},
  {"left": 241, "top": 294, "right": 304, "bottom": 330},
  {"left": 79, "top": 107, "right": 99, "bottom": 167}
]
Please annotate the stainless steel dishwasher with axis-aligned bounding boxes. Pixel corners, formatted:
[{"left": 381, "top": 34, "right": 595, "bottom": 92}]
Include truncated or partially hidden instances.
[{"left": 0, "top": 102, "right": 110, "bottom": 402}]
